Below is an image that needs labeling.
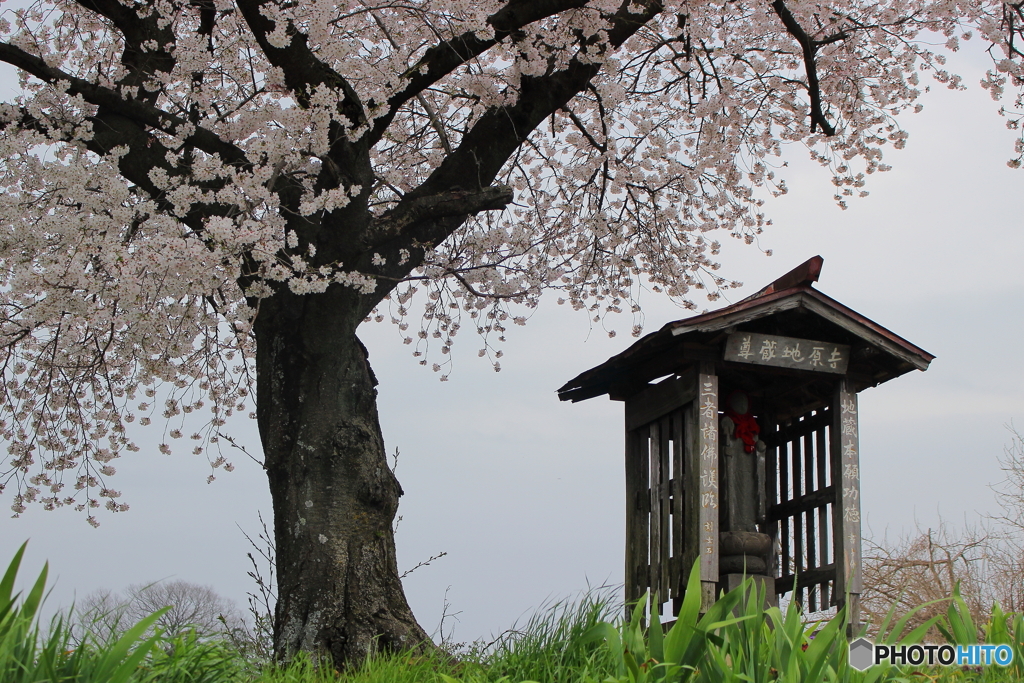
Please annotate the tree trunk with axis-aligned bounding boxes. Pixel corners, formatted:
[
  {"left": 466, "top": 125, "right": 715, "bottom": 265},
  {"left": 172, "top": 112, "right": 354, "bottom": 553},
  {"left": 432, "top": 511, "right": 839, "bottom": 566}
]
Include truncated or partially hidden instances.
[{"left": 254, "top": 285, "right": 429, "bottom": 664}]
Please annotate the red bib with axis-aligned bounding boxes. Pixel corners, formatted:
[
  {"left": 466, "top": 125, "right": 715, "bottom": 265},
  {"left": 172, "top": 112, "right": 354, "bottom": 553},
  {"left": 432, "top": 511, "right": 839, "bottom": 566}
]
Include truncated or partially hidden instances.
[{"left": 724, "top": 409, "right": 760, "bottom": 453}]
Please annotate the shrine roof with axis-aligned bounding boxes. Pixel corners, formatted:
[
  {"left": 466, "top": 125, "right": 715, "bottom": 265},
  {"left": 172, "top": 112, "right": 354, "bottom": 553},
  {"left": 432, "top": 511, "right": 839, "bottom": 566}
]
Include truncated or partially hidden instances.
[{"left": 557, "top": 256, "right": 935, "bottom": 403}]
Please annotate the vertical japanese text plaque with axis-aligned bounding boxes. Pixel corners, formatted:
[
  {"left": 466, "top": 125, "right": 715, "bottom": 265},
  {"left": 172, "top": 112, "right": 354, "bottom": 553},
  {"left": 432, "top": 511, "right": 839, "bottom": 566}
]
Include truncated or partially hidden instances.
[
  {"left": 832, "top": 379, "right": 863, "bottom": 603},
  {"left": 697, "top": 372, "right": 719, "bottom": 584}
]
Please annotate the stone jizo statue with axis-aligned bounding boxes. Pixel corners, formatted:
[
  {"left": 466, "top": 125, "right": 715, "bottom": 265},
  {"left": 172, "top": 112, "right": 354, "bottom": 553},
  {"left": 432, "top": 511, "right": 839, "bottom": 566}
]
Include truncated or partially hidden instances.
[{"left": 719, "top": 390, "right": 770, "bottom": 575}]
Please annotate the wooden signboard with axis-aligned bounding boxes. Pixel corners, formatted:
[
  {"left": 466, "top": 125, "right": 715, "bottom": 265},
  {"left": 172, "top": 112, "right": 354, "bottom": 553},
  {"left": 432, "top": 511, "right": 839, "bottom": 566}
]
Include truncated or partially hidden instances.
[{"left": 724, "top": 333, "right": 850, "bottom": 374}]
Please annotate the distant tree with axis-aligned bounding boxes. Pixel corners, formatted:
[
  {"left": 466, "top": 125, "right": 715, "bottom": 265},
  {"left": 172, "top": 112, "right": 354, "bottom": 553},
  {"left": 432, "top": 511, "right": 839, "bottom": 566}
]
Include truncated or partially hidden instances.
[
  {"left": 983, "top": 426, "right": 1024, "bottom": 614},
  {"left": 1, "top": 0, "right": 1022, "bottom": 666},
  {"left": 76, "top": 580, "right": 244, "bottom": 643},
  {"left": 73, "top": 588, "right": 130, "bottom": 644},
  {"left": 861, "top": 523, "right": 991, "bottom": 640},
  {"left": 862, "top": 428, "right": 1024, "bottom": 637}
]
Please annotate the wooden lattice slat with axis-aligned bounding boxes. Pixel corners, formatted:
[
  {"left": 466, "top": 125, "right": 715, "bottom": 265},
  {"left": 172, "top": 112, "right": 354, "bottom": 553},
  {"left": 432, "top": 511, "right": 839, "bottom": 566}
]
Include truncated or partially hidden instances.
[
  {"left": 659, "top": 415, "right": 671, "bottom": 604},
  {"left": 649, "top": 421, "right": 662, "bottom": 605},
  {"left": 770, "top": 406, "right": 842, "bottom": 612},
  {"left": 764, "top": 415, "right": 778, "bottom": 579},
  {"left": 816, "top": 421, "right": 830, "bottom": 608},
  {"left": 780, "top": 438, "right": 791, "bottom": 584},
  {"left": 672, "top": 411, "right": 685, "bottom": 601},
  {"left": 805, "top": 428, "right": 817, "bottom": 612}
]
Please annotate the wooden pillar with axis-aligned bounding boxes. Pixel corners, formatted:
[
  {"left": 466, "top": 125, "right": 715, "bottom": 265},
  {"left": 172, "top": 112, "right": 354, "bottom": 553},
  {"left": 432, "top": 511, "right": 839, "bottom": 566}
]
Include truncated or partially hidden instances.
[
  {"left": 830, "top": 379, "right": 862, "bottom": 628},
  {"left": 624, "top": 424, "right": 648, "bottom": 618},
  {"left": 649, "top": 419, "right": 664, "bottom": 605},
  {"left": 694, "top": 364, "right": 719, "bottom": 610}
]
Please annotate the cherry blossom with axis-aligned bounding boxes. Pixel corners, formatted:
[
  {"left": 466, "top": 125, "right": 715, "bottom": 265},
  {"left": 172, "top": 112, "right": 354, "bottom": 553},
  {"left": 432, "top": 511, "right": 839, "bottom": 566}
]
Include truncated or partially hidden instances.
[{"left": 0, "top": 0, "right": 1015, "bottom": 518}]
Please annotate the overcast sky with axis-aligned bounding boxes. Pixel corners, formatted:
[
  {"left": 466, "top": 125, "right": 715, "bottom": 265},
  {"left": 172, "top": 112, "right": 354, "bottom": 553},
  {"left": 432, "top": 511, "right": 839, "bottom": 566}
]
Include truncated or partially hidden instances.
[{"left": 4, "top": 43, "right": 1024, "bottom": 645}]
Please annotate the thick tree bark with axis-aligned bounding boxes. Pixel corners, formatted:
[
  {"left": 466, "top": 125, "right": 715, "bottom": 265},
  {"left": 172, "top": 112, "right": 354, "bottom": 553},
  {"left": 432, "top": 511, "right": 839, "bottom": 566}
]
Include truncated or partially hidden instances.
[{"left": 254, "top": 285, "right": 429, "bottom": 664}]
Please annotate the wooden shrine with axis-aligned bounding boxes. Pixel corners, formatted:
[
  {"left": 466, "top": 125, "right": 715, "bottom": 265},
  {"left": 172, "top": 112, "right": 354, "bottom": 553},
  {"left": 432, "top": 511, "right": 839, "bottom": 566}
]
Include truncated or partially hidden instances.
[{"left": 557, "top": 256, "right": 933, "bottom": 626}]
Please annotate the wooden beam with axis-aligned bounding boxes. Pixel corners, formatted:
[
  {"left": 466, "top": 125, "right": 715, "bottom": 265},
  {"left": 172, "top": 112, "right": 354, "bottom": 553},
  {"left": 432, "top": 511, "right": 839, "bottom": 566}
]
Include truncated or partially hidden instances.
[
  {"left": 624, "top": 369, "right": 697, "bottom": 431},
  {"left": 769, "top": 485, "right": 835, "bottom": 521},
  {"left": 670, "top": 296, "right": 804, "bottom": 336},
  {"left": 762, "top": 409, "right": 832, "bottom": 448},
  {"left": 777, "top": 563, "right": 836, "bottom": 595},
  {"left": 802, "top": 296, "right": 930, "bottom": 371}
]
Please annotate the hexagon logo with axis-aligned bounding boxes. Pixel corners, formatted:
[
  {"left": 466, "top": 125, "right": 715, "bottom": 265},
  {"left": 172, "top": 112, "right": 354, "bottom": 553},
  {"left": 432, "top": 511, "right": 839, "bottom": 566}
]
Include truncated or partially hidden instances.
[{"left": 849, "top": 637, "right": 875, "bottom": 671}]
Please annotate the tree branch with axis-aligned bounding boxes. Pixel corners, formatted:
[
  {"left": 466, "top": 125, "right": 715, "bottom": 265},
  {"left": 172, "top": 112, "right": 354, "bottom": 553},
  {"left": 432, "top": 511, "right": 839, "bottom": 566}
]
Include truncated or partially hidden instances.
[
  {"left": 564, "top": 106, "right": 606, "bottom": 152},
  {"left": 73, "top": 0, "right": 178, "bottom": 103},
  {"left": 0, "top": 104, "right": 240, "bottom": 242},
  {"left": 770, "top": 0, "right": 838, "bottom": 136},
  {"left": 234, "top": 0, "right": 364, "bottom": 123},
  {"left": 74, "top": 0, "right": 148, "bottom": 39},
  {"left": 368, "top": 0, "right": 591, "bottom": 145},
  {"left": 364, "top": 6, "right": 453, "bottom": 155},
  {"left": 368, "top": 185, "right": 514, "bottom": 245},
  {"left": 0, "top": 41, "right": 250, "bottom": 168},
  {"left": 406, "top": 0, "right": 662, "bottom": 211},
  {"left": 233, "top": 0, "right": 374, "bottom": 202}
]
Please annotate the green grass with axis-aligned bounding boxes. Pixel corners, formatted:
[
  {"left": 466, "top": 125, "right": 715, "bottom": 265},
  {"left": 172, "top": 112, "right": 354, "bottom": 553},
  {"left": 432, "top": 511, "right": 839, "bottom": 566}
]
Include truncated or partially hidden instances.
[{"left": 4, "top": 543, "right": 1023, "bottom": 682}]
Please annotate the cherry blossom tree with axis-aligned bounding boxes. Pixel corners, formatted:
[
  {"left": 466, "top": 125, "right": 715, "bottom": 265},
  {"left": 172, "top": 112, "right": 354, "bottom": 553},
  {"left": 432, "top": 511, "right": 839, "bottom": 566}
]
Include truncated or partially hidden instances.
[{"left": 0, "top": 0, "right": 1020, "bottom": 665}]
